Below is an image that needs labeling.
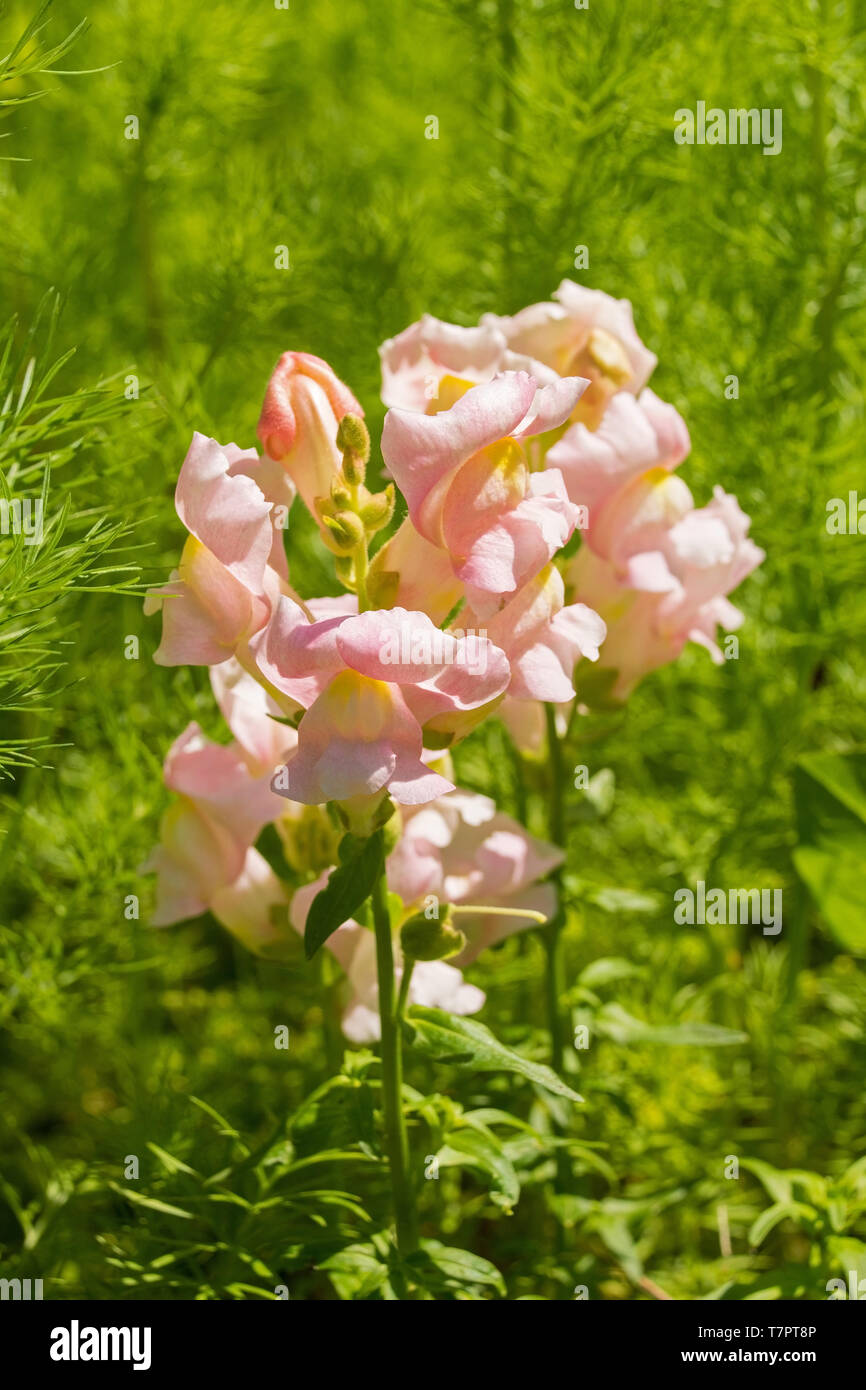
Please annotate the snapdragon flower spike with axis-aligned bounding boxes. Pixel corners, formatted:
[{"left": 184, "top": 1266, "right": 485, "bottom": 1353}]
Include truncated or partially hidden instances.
[
  {"left": 145, "top": 433, "right": 294, "bottom": 666},
  {"left": 482, "top": 280, "right": 657, "bottom": 428},
  {"left": 386, "top": 788, "right": 562, "bottom": 965},
  {"left": 253, "top": 599, "right": 510, "bottom": 805},
  {"left": 547, "top": 389, "right": 691, "bottom": 516},
  {"left": 257, "top": 351, "right": 364, "bottom": 527},
  {"left": 290, "top": 873, "right": 486, "bottom": 1043},
  {"left": 381, "top": 371, "right": 587, "bottom": 618}
]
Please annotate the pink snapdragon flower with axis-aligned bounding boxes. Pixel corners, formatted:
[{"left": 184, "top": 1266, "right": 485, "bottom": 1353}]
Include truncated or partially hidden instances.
[
  {"left": 257, "top": 351, "right": 363, "bottom": 524},
  {"left": 145, "top": 433, "right": 295, "bottom": 667},
  {"left": 140, "top": 723, "right": 295, "bottom": 957},
  {"left": 210, "top": 656, "right": 298, "bottom": 772},
  {"left": 379, "top": 313, "right": 559, "bottom": 413},
  {"left": 466, "top": 563, "right": 606, "bottom": 705},
  {"left": 547, "top": 389, "right": 690, "bottom": 518},
  {"left": 482, "top": 280, "right": 657, "bottom": 429},
  {"left": 290, "top": 874, "right": 485, "bottom": 1043},
  {"left": 381, "top": 371, "right": 587, "bottom": 618},
  {"left": 386, "top": 789, "right": 562, "bottom": 964},
  {"left": 461, "top": 563, "right": 606, "bottom": 752},
  {"left": 252, "top": 599, "right": 511, "bottom": 805},
  {"left": 569, "top": 486, "right": 765, "bottom": 698}
]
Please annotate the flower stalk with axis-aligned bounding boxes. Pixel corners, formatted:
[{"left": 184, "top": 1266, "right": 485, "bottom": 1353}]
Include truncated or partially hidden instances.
[
  {"left": 371, "top": 855, "right": 418, "bottom": 1258},
  {"left": 543, "top": 702, "right": 567, "bottom": 1074}
]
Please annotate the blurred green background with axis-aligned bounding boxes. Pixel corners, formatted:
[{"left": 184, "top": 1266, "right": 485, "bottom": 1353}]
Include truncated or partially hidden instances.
[{"left": 1, "top": 0, "right": 865, "bottom": 1299}]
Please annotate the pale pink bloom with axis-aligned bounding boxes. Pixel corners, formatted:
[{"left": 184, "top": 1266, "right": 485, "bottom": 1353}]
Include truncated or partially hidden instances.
[
  {"left": 161, "top": 722, "right": 283, "bottom": 844},
  {"left": 466, "top": 563, "right": 606, "bottom": 705},
  {"left": 175, "top": 432, "right": 294, "bottom": 584},
  {"left": 257, "top": 351, "right": 363, "bottom": 521},
  {"left": 497, "top": 695, "right": 549, "bottom": 753},
  {"left": 547, "top": 389, "right": 690, "bottom": 517},
  {"left": 387, "top": 789, "right": 562, "bottom": 964},
  {"left": 140, "top": 725, "right": 292, "bottom": 955},
  {"left": 290, "top": 874, "right": 485, "bottom": 1043},
  {"left": 145, "top": 434, "right": 294, "bottom": 667},
  {"left": 379, "top": 313, "right": 558, "bottom": 413},
  {"left": 569, "top": 486, "right": 764, "bottom": 697},
  {"left": 482, "top": 280, "right": 657, "bottom": 427},
  {"left": 254, "top": 601, "right": 510, "bottom": 805},
  {"left": 209, "top": 849, "right": 293, "bottom": 958},
  {"left": 210, "top": 657, "right": 298, "bottom": 772},
  {"left": 381, "top": 371, "right": 586, "bottom": 617},
  {"left": 581, "top": 465, "right": 697, "bottom": 584},
  {"left": 662, "top": 487, "right": 765, "bottom": 615}
]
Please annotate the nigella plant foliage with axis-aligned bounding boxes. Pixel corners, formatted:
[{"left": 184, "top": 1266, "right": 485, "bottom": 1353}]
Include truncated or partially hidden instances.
[{"left": 142, "top": 282, "right": 763, "bottom": 1296}]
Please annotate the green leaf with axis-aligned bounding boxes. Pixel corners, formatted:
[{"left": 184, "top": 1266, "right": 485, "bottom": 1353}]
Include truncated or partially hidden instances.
[
  {"left": 319, "top": 1241, "right": 390, "bottom": 1300},
  {"left": 188, "top": 1095, "right": 243, "bottom": 1142},
  {"left": 569, "top": 767, "right": 616, "bottom": 821},
  {"left": 437, "top": 1127, "right": 521, "bottom": 1210},
  {"left": 305, "top": 831, "right": 383, "bottom": 959},
  {"left": 578, "top": 956, "right": 643, "bottom": 988},
  {"left": 565, "top": 879, "right": 661, "bottom": 913},
  {"left": 711, "top": 1265, "right": 818, "bottom": 1301},
  {"left": 407, "top": 1239, "right": 506, "bottom": 1297},
  {"left": 405, "top": 1006, "right": 583, "bottom": 1103},
  {"left": 290, "top": 1074, "right": 376, "bottom": 1156},
  {"left": 740, "top": 1158, "right": 793, "bottom": 1205},
  {"left": 748, "top": 1201, "right": 817, "bottom": 1248},
  {"left": 590, "top": 1214, "right": 643, "bottom": 1283},
  {"left": 827, "top": 1237, "right": 866, "bottom": 1283},
  {"left": 793, "top": 749, "right": 866, "bottom": 953},
  {"left": 146, "top": 1142, "right": 199, "bottom": 1178},
  {"left": 595, "top": 1003, "right": 746, "bottom": 1047},
  {"left": 108, "top": 1184, "right": 193, "bottom": 1221}
]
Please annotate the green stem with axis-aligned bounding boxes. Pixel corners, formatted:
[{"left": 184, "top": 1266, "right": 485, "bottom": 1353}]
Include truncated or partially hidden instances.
[
  {"left": 349, "top": 481, "right": 370, "bottom": 610},
  {"left": 371, "top": 863, "right": 418, "bottom": 1258},
  {"left": 543, "top": 703, "right": 567, "bottom": 1074},
  {"left": 396, "top": 957, "right": 415, "bottom": 1021},
  {"left": 354, "top": 537, "right": 369, "bottom": 611},
  {"left": 318, "top": 949, "right": 343, "bottom": 1078}
]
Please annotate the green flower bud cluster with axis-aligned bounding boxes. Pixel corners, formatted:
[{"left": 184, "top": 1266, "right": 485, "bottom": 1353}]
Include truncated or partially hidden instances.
[{"left": 314, "top": 414, "right": 396, "bottom": 593}]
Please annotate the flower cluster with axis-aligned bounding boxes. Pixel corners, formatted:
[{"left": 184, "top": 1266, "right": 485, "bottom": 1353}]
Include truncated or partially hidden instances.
[
  {"left": 382, "top": 281, "right": 764, "bottom": 733},
  {"left": 143, "top": 281, "right": 763, "bottom": 1033}
]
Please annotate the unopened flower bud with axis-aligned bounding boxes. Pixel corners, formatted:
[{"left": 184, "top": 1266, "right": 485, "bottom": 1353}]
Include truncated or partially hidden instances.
[
  {"left": 323, "top": 510, "right": 366, "bottom": 554},
  {"left": 257, "top": 352, "right": 363, "bottom": 524},
  {"left": 359, "top": 484, "right": 395, "bottom": 534},
  {"left": 337, "top": 414, "right": 370, "bottom": 485},
  {"left": 400, "top": 909, "right": 466, "bottom": 962},
  {"left": 330, "top": 476, "right": 353, "bottom": 509},
  {"left": 336, "top": 413, "right": 370, "bottom": 459}
]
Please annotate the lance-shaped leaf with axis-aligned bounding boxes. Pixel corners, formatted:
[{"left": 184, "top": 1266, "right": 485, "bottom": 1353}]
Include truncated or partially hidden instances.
[
  {"left": 305, "top": 831, "right": 383, "bottom": 959},
  {"left": 404, "top": 1005, "right": 583, "bottom": 1103}
]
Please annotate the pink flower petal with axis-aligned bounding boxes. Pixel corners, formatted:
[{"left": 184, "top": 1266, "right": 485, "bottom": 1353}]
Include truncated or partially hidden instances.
[{"left": 176, "top": 433, "right": 273, "bottom": 592}]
